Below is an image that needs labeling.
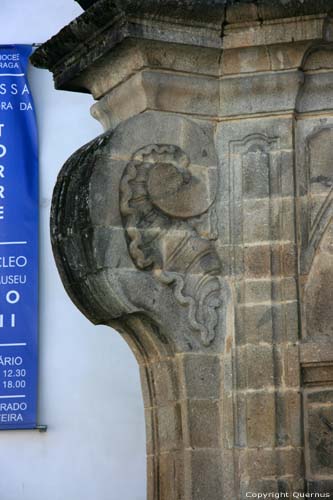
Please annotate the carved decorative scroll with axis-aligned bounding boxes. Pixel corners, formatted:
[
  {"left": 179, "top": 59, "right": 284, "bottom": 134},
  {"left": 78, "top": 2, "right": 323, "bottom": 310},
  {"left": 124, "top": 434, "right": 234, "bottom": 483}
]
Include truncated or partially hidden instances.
[{"left": 119, "top": 144, "right": 222, "bottom": 346}]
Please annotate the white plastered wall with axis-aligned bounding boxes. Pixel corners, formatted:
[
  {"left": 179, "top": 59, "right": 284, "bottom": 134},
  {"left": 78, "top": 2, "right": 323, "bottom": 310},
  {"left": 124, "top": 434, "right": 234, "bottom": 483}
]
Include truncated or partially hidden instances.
[{"left": 0, "top": 2, "right": 146, "bottom": 499}]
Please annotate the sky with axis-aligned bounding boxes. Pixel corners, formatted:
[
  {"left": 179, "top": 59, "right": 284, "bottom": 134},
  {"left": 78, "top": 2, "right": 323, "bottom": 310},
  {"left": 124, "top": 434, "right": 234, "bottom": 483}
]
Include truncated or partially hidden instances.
[{"left": 0, "top": 0, "right": 83, "bottom": 45}]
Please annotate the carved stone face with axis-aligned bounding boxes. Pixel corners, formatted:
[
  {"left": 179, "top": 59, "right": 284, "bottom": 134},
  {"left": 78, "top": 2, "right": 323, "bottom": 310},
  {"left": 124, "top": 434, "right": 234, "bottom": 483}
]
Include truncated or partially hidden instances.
[{"left": 119, "top": 144, "right": 222, "bottom": 346}]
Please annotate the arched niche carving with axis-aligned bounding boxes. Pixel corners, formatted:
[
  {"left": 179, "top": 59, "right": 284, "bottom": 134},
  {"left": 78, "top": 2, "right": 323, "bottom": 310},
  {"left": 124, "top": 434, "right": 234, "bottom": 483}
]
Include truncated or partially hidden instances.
[
  {"left": 296, "top": 43, "right": 333, "bottom": 273},
  {"left": 297, "top": 42, "right": 333, "bottom": 115}
]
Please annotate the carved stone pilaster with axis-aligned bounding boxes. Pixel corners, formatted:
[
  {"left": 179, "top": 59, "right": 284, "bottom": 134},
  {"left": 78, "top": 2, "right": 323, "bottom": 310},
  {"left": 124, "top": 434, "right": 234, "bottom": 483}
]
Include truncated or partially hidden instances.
[{"left": 32, "top": 1, "right": 333, "bottom": 498}]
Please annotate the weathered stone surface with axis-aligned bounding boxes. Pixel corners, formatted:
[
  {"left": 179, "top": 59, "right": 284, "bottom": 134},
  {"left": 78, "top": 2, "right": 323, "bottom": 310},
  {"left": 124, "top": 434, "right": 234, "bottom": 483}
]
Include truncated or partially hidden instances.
[{"left": 32, "top": 0, "right": 333, "bottom": 497}]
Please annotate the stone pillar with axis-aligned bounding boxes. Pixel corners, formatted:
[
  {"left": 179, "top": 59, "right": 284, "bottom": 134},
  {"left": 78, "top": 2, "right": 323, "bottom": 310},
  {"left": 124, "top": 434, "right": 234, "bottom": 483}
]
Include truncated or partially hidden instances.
[{"left": 32, "top": 1, "right": 333, "bottom": 497}]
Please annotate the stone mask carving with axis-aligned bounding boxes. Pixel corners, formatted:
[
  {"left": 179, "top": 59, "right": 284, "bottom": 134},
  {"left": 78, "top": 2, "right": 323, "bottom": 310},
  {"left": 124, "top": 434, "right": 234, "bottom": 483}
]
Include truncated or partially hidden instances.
[{"left": 120, "top": 144, "right": 222, "bottom": 346}]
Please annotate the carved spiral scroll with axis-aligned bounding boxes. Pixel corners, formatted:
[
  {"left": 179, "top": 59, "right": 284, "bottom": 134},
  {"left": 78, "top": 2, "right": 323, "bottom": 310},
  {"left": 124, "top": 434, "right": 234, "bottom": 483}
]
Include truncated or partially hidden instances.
[{"left": 119, "top": 144, "right": 222, "bottom": 346}]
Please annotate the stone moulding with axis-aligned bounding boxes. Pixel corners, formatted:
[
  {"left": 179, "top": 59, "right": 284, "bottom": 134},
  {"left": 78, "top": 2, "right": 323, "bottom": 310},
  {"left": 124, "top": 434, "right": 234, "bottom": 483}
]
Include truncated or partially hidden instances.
[{"left": 32, "top": 0, "right": 333, "bottom": 498}]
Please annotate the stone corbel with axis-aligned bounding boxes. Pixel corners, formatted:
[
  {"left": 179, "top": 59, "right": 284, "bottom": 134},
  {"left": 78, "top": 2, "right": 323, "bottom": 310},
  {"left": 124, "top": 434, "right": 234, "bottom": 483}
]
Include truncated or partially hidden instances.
[
  {"left": 32, "top": 3, "right": 231, "bottom": 496},
  {"left": 51, "top": 109, "right": 226, "bottom": 350},
  {"left": 50, "top": 108, "right": 228, "bottom": 499}
]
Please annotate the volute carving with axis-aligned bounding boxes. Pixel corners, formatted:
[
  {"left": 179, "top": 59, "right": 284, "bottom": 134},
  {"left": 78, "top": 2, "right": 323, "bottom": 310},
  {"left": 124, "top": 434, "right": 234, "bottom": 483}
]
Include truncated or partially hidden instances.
[
  {"left": 119, "top": 144, "right": 222, "bottom": 346},
  {"left": 30, "top": 1, "right": 333, "bottom": 497}
]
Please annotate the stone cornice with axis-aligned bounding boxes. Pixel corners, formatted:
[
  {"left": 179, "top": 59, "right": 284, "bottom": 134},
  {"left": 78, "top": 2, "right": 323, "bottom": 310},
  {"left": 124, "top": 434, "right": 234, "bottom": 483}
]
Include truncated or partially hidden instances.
[
  {"left": 31, "top": 0, "right": 224, "bottom": 69},
  {"left": 75, "top": 0, "right": 97, "bottom": 9},
  {"left": 31, "top": 0, "right": 333, "bottom": 93},
  {"left": 74, "top": 0, "right": 333, "bottom": 16}
]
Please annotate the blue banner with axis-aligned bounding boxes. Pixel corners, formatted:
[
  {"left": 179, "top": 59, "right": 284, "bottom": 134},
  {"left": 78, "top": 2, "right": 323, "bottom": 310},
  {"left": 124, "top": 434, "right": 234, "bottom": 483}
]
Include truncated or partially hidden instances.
[{"left": 0, "top": 45, "right": 38, "bottom": 429}]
